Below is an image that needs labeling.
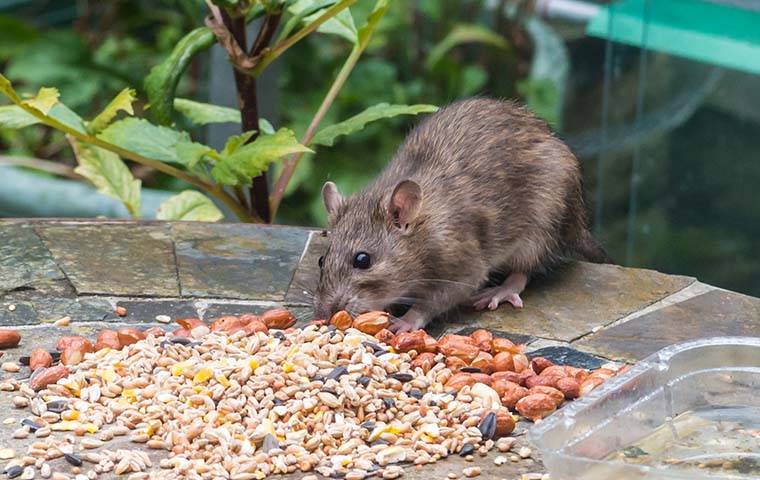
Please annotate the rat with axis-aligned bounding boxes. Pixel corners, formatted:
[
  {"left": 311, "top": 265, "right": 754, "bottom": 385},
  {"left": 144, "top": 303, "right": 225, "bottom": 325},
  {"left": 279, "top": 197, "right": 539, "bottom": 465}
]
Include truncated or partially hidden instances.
[{"left": 313, "top": 97, "right": 611, "bottom": 332}]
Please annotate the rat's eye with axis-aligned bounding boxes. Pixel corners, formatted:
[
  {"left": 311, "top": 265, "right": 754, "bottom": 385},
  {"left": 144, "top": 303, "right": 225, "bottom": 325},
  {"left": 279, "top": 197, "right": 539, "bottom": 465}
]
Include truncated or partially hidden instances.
[
  {"left": 318, "top": 256, "right": 324, "bottom": 268},
  {"left": 353, "top": 252, "right": 371, "bottom": 269}
]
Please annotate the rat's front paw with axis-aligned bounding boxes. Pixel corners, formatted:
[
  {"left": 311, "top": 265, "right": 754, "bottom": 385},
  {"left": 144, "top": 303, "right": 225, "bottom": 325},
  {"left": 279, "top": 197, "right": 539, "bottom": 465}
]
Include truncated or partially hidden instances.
[{"left": 389, "top": 314, "right": 427, "bottom": 333}]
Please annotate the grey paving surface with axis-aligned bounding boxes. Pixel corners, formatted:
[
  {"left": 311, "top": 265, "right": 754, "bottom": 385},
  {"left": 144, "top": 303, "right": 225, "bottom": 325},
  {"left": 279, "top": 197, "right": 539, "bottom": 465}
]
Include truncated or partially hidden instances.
[{"left": 0, "top": 218, "right": 757, "bottom": 479}]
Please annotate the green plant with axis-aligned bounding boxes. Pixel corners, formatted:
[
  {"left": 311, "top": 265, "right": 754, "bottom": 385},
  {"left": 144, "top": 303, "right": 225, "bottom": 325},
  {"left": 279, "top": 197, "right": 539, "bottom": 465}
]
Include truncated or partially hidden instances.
[{"left": 0, "top": 0, "right": 436, "bottom": 222}]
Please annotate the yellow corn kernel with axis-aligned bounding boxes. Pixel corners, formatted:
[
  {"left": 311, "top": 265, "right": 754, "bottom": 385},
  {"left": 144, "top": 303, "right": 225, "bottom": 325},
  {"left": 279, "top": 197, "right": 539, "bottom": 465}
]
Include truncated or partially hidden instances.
[
  {"left": 216, "top": 374, "right": 230, "bottom": 387},
  {"left": 121, "top": 389, "right": 137, "bottom": 402},
  {"left": 100, "top": 368, "right": 117, "bottom": 383},
  {"left": 170, "top": 364, "right": 184, "bottom": 376},
  {"left": 248, "top": 359, "right": 259, "bottom": 370},
  {"left": 287, "top": 346, "right": 299, "bottom": 358},
  {"left": 193, "top": 367, "right": 213, "bottom": 384},
  {"left": 50, "top": 421, "right": 77, "bottom": 431},
  {"left": 146, "top": 420, "right": 161, "bottom": 437},
  {"left": 282, "top": 362, "right": 294, "bottom": 374},
  {"left": 61, "top": 410, "right": 80, "bottom": 421},
  {"left": 193, "top": 386, "right": 203, "bottom": 393}
]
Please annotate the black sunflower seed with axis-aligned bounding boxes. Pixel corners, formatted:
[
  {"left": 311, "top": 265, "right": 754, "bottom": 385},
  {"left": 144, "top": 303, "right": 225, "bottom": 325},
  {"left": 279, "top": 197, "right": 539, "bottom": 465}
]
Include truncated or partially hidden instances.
[
  {"left": 360, "top": 421, "right": 375, "bottom": 430},
  {"left": 262, "top": 433, "right": 279, "bottom": 454},
  {"left": 390, "top": 373, "right": 413, "bottom": 383},
  {"left": 370, "top": 439, "right": 388, "bottom": 447},
  {"left": 272, "top": 398, "right": 284, "bottom": 406},
  {"left": 357, "top": 376, "right": 371, "bottom": 387},
  {"left": 312, "top": 374, "right": 325, "bottom": 383},
  {"left": 64, "top": 453, "right": 82, "bottom": 467},
  {"left": 21, "top": 419, "right": 41, "bottom": 433},
  {"left": 460, "top": 366, "right": 482, "bottom": 373},
  {"left": 5, "top": 466, "right": 22, "bottom": 478},
  {"left": 361, "top": 341, "right": 385, "bottom": 354},
  {"left": 326, "top": 366, "right": 348, "bottom": 381},
  {"left": 382, "top": 397, "right": 395, "bottom": 409},
  {"left": 18, "top": 356, "right": 29, "bottom": 366},
  {"left": 326, "top": 325, "right": 337, "bottom": 333},
  {"left": 478, "top": 411, "right": 497, "bottom": 440},
  {"left": 46, "top": 400, "right": 68, "bottom": 413},
  {"left": 459, "top": 443, "right": 475, "bottom": 457},
  {"left": 321, "top": 388, "right": 337, "bottom": 396},
  {"left": 49, "top": 351, "right": 61, "bottom": 362},
  {"left": 169, "top": 337, "right": 192, "bottom": 345},
  {"left": 273, "top": 331, "right": 286, "bottom": 341},
  {"left": 409, "top": 389, "right": 423, "bottom": 399}
]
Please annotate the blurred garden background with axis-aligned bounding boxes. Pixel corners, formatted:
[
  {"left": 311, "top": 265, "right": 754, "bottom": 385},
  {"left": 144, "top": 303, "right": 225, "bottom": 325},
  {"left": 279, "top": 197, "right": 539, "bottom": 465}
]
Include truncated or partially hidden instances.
[{"left": 1, "top": 0, "right": 760, "bottom": 298}]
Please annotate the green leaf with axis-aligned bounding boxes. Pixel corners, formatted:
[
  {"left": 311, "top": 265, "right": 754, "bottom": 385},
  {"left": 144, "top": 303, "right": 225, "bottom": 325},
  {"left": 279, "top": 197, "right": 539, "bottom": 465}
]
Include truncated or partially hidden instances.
[
  {"left": 23, "top": 87, "right": 59, "bottom": 115},
  {"left": 426, "top": 24, "right": 509, "bottom": 70},
  {"left": 69, "top": 137, "right": 141, "bottom": 217},
  {"left": 288, "top": 0, "right": 357, "bottom": 43},
  {"left": 145, "top": 27, "right": 215, "bottom": 125},
  {"left": 278, "top": 0, "right": 335, "bottom": 43},
  {"left": 173, "top": 98, "right": 276, "bottom": 134},
  {"left": 221, "top": 131, "right": 256, "bottom": 156},
  {"left": 156, "top": 190, "right": 224, "bottom": 222},
  {"left": 89, "top": 88, "right": 136, "bottom": 133},
  {"left": 0, "top": 105, "right": 39, "bottom": 129},
  {"left": 517, "top": 78, "right": 560, "bottom": 127},
  {"left": 356, "top": 0, "right": 389, "bottom": 49},
  {"left": 212, "top": 128, "right": 312, "bottom": 186},
  {"left": 174, "top": 98, "right": 240, "bottom": 125},
  {"left": 0, "top": 75, "right": 86, "bottom": 134},
  {"left": 311, "top": 103, "right": 438, "bottom": 147},
  {"left": 97, "top": 118, "right": 213, "bottom": 169}
]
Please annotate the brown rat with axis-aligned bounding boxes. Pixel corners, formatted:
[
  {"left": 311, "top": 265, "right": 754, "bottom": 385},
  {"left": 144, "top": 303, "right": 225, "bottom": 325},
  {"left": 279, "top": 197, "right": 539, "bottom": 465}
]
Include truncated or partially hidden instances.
[{"left": 313, "top": 97, "right": 611, "bottom": 332}]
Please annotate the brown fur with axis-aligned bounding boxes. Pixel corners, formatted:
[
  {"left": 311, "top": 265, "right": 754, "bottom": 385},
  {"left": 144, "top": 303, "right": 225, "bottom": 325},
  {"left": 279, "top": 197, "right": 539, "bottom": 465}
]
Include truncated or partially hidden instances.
[{"left": 314, "top": 98, "right": 610, "bottom": 323}]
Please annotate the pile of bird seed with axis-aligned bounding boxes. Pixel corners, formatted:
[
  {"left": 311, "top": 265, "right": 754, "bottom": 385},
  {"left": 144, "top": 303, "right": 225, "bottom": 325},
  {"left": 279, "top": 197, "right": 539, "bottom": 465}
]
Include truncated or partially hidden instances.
[{"left": 1, "top": 323, "right": 523, "bottom": 480}]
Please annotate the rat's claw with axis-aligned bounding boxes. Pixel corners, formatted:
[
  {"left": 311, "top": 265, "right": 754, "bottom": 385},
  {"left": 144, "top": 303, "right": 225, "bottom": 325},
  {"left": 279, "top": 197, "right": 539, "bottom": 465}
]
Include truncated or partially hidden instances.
[
  {"left": 472, "top": 287, "right": 524, "bottom": 311},
  {"left": 389, "top": 320, "right": 415, "bottom": 333}
]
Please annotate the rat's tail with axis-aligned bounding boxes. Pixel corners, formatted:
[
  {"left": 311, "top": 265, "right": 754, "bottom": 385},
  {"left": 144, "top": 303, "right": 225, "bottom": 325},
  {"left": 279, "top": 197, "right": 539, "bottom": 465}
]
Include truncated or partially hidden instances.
[{"left": 573, "top": 229, "right": 613, "bottom": 264}]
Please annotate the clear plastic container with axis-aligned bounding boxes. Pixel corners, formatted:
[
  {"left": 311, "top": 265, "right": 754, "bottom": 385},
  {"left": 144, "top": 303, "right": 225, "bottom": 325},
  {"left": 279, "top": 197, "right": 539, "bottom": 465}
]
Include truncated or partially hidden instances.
[{"left": 531, "top": 337, "right": 760, "bottom": 479}]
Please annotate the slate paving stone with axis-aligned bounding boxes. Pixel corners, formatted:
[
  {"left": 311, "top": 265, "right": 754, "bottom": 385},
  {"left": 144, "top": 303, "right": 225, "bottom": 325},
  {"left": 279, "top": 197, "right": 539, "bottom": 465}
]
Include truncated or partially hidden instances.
[
  {"left": 114, "top": 299, "right": 199, "bottom": 323},
  {"left": 526, "top": 345, "right": 608, "bottom": 370},
  {"left": 459, "top": 262, "right": 695, "bottom": 342},
  {"left": 576, "top": 289, "right": 760, "bottom": 361},
  {"left": 285, "top": 230, "right": 327, "bottom": 305},
  {"left": 35, "top": 224, "right": 179, "bottom": 296},
  {"left": 0, "top": 301, "right": 37, "bottom": 326},
  {"left": 172, "top": 223, "right": 309, "bottom": 300},
  {"left": 0, "top": 223, "right": 65, "bottom": 293}
]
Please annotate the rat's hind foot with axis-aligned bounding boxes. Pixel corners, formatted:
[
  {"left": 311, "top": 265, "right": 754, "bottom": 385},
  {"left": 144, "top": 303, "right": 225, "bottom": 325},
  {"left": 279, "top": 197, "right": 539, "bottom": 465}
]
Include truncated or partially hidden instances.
[{"left": 472, "top": 272, "right": 528, "bottom": 311}]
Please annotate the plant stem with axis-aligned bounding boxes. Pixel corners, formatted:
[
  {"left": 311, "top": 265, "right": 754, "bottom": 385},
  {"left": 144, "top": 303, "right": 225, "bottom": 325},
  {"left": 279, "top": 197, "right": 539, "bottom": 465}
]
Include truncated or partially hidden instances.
[
  {"left": 269, "top": 45, "right": 362, "bottom": 219},
  {"left": 252, "top": 0, "right": 357, "bottom": 77}
]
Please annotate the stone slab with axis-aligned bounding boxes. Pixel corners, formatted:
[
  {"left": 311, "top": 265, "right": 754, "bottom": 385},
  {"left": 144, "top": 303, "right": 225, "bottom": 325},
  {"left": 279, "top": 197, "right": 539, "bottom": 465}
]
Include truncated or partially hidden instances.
[
  {"left": 113, "top": 299, "right": 199, "bottom": 323},
  {"left": 285, "top": 230, "right": 327, "bottom": 305},
  {"left": 172, "top": 223, "right": 309, "bottom": 300},
  {"left": 458, "top": 262, "right": 695, "bottom": 342},
  {"left": 35, "top": 224, "right": 179, "bottom": 297},
  {"left": 576, "top": 289, "right": 760, "bottom": 361},
  {"left": 526, "top": 345, "right": 608, "bottom": 370},
  {"left": 0, "top": 223, "right": 65, "bottom": 293}
]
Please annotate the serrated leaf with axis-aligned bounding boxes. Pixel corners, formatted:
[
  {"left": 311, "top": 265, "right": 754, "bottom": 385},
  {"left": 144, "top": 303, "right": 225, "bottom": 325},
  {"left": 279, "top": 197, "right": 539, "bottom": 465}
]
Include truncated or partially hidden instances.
[
  {"left": 89, "top": 88, "right": 136, "bottom": 133},
  {"left": 212, "top": 128, "right": 312, "bottom": 186},
  {"left": 221, "top": 131, "right": 256, "bottom": 156},
  {"left": 426, "top": 24, "right": 509, "bottom": 70},
  {"left": 69, "top": 136, "right": 141, "bottom": 217},
  {"left": 174, "top": 98, "right": 240, "bottom": 125},
  {"left": 0, "top": 105, "right": 39, "bottom": 129},
  {"left": 0, "top": 75, "right": 86, "bottom": 133},
  {"left": 156, "top": 190, "right": 224, "bottom": 222},
  {"left": 311, "top": 103, "right": 438, "bottom": 147},
  {"left": 97, "top": 118, "right": 213, "bottom": 168},
  {"left": 23, "top": 87, "right": 59, "bottom": 115},
  {"left": 288, "top": 0, "right": 357, "bottom": 43},
  {"left": 145, "top": 27, "right": 215, "bottom": 125},
  {"left": 173, "top": 99, "right": 277, "bottom": 135}
]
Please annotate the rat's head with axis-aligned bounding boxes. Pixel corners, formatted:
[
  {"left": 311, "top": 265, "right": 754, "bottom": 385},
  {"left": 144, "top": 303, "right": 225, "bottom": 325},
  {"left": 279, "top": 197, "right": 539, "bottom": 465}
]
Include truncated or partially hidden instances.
[{"left": 313, "top": 179, "right": 431, "bottom": 320}]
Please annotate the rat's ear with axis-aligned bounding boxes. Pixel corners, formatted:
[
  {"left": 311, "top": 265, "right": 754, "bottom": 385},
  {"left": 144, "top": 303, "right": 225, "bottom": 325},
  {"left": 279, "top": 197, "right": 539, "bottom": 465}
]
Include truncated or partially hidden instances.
[
  {"left": 387, "top": 180, "right": 422, "bottom": 233},
  {"left": 322, "top": 181, "right": 345, "bottom": 224}
]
